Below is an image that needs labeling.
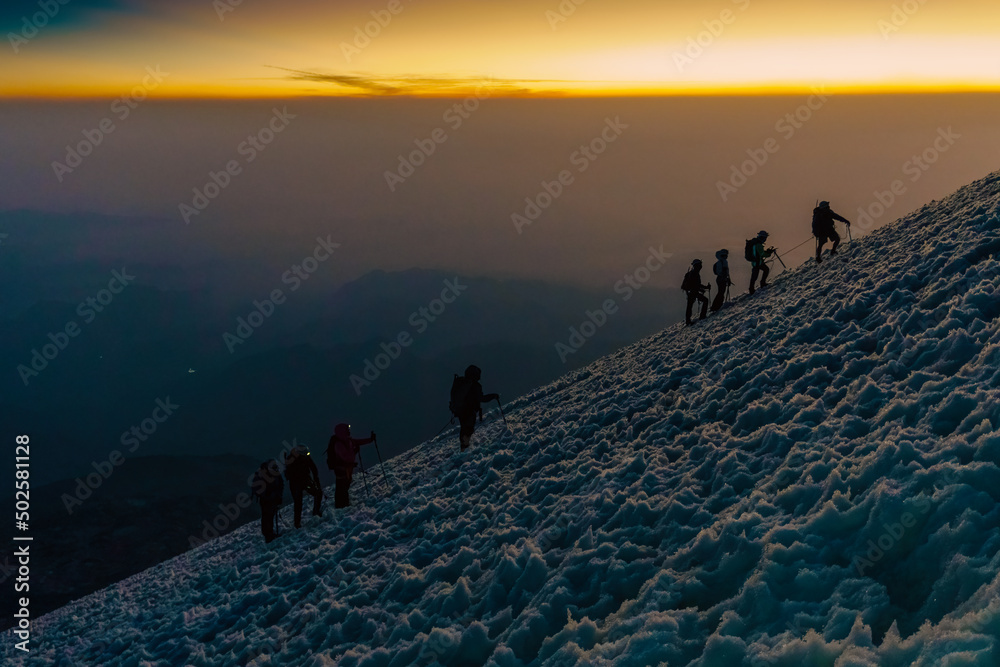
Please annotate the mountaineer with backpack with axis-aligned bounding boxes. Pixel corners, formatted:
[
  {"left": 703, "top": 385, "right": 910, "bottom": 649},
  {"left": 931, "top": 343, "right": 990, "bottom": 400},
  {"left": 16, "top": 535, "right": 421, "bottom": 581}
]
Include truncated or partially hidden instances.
[
  {"left": 681, "top": 259, "right": 710, "bottom": 326},
  {"left": 327, "top": 423, "right": 375, "bottom": 509},
  {"left": 710, "top": 249, "right": 731, "bottom": 312},
  {"left": 284, "top": 444, "right": 323, "bottom": 528},
  {"left": 450, "top": 365, "right": 499, "bottom": 451},
  {"left": 251, "top": 459, "right": 284, "bottom": 544},
  {"left": 746, "top": 231, "right": 774, "bottom": 295},
  {"left": 813, "top": 200, "right": 851, "bottom": 263}
]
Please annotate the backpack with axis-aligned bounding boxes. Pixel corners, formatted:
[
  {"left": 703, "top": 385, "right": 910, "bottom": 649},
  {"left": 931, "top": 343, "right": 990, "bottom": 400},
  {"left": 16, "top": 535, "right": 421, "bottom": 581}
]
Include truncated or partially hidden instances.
[
  {"left": 252, "top": 461, "right": 283, "bottom": 504},
  {"left": 812, "top": 209, "right": 826, "bottom": 237},
  {"left": 449, "top": 374, "right": 475, "bottom": 416},
  {"left": 327, "top": 436, "right": 355, "bottom": 469},
  {"left": 681, "top": 269, "right": 700, "bottom": 292},
  {"left": 744, "top": 239, "right": 756, "bottom": 262}
]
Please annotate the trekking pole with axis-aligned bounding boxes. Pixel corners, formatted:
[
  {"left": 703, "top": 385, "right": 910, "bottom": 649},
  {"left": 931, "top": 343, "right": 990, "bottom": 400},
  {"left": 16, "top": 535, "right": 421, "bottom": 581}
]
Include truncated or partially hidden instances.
[
  {"left": 495, "top": 398, "right": 509, "bottom": 429},
  {"left": 275, "top": 509, "right": 281, "bottom": 537},
  {"left": 372, "top": 435, "right": 396, "bottom": 492},
  {"left": 771, "top": 248, "right": 788, "bottom": 270},
  {"left": 847, "top": 223, "right": 853, "bottom": 243},
  {"left": 357, "top": 451, "right": 372, "bottom": 499}
]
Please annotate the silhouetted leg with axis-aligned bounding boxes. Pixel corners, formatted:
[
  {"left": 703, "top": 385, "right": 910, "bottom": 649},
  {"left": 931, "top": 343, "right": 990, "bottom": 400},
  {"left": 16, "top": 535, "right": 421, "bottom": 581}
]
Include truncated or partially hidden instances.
[
  {"left": 685, "top": 292, "right": 696, "bottom": 324},
  {"left": 760, "top": 264, "right": 770, "bottom": 287},
  {"left": 749, "top": 266, "right": 760, "bottom": 294},
  {"left": 291, "top": 484, "right": 304, "bottom": 527},
  {"left": 711, "top": 278, "right": 726, "bottom": 311},
  {"left": 698, "top": 294, "right": 709, "bottom": 319},
  {"left": 261, "top": 503, "right": 277, "bottom": 542},
  {"left": 459, "top": 413, "right": 476, "bottom": 450},
  {"left": 311, "top": 487, "right": 323, "bottom": 516},
  {"left": 335, "top": 471, "right": 351, "bottom": 508},
  {"left": 829, "top": 229, "right": 841, "bottom": 255}
]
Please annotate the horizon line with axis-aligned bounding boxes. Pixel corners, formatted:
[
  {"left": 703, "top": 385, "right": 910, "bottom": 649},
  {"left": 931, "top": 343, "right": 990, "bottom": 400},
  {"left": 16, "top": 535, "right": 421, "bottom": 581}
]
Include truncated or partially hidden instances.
[{"left": 6, "top": 84, "right": 1000, "bottom": 101}]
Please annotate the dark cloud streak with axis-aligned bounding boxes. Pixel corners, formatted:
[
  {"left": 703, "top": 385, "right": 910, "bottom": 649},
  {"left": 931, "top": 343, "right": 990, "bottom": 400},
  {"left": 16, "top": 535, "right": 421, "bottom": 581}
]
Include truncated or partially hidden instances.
[{"left": 268, "top": 67, "right": 569, "bottom": 96}]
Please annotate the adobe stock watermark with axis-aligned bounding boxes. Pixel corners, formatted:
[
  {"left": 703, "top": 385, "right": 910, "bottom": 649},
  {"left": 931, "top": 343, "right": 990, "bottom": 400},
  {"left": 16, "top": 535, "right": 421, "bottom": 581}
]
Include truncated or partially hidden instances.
[
  {"left": 535, "top": 502, "right": 593, "bottom": 551},
  {"left": 716, "top": 87, "right": 830, "bottom": 202},
  {"left": 223, "top": 236, "right": 340, "bottom": 353},
  {"left": 7, "top": 0, "right": 71, "bottom": 53},
  {"left": 546, "top": 0, "right": 590, "bottom": 30},
  {"left": 512, "top": 116, "right": 629, "bottom": 235},
  {"left": 60, "top": 397, "right": 180, "bottom": 514},
  {"left": 179, "top": 106, "right": 296, "bottom": 224},
  {"left": 340, "top": 0, "right": 415, "bottom": 63},
  {"left": 16, "top": 268, "right": 135, "bottom": 386},
  {"left": 384, "top": 81, "right": 497, "bottom": 192},
  {"left": 852, "top": 494, "right": 932, "bottom": 575},
  {"left": 878, "top": 0, "right": 930, "bottom": 39},
  {"left": 213, "top": 0, "right": 246, "bottom": 21},
  {"left": 672, "top": 0, "right": 751, "bottom": 72},
  {"left": 349, "top": 278, "right": 467, "bottom": 395},
  {"left": 51, "top": 66, "right": 170, "bottom": 182},
  {"left": 556, "top": 245, "right": 672, "bottom": 363},
  {"left": 855, "top": 126, "right": 960, "bottom": 231}
]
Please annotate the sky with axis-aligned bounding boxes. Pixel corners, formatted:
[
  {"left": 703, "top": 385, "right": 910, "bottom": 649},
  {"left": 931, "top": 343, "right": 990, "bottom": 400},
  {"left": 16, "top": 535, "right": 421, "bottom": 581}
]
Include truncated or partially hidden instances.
[
  {"left": 2, "top": 94, "right": 998, "bottom": 294},
  {"left": 1, "top": 2, "right": 999, "bottom": 292},
  {"left": 2, "top": 0, "right": 1000, "bottom": 97}
]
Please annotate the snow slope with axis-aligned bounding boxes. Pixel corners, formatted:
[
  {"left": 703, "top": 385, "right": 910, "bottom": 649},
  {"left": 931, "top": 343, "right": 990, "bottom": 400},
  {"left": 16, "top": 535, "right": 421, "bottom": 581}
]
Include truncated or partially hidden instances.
[{"left": 7, "top": 170, "right": 1000, "bottom": 666}]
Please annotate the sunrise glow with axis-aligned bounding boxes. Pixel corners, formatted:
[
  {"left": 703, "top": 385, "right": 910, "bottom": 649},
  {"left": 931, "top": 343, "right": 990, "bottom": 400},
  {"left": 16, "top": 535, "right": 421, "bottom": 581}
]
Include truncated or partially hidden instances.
[{"left": 2, "top": 1, "right": 999, "bottom": 97}]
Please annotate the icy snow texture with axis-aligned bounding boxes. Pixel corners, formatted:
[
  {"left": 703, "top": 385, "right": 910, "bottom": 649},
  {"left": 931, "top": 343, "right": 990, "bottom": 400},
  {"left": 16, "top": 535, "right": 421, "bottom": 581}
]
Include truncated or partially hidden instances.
[{"left": 7, "top": 171, "right": 1000, "bottom": 666}]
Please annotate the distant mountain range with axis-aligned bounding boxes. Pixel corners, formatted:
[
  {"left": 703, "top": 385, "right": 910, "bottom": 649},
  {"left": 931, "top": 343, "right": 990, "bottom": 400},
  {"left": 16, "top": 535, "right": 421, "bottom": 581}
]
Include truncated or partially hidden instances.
[
  {"left": 1, "top": 211, "right": 686, "bottom": 484},
  {"left": 0, "top": 210, "right": 690, "bottom": 628}
]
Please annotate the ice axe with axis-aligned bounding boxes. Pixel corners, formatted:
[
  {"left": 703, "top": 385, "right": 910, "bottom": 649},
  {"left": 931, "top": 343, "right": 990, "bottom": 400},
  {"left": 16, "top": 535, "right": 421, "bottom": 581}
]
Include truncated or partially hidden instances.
[
  {"left": 769, "top": 247, "right": 788, "bottom": 270},
  {"left": 495, "top": 398, "right": 509, "bottom": 430},
  {"left": 372, "top": 433, "right": 396, "bottom": 494},
  {"left": 356, "top": 450, "right": 372, "bottom": 499}
]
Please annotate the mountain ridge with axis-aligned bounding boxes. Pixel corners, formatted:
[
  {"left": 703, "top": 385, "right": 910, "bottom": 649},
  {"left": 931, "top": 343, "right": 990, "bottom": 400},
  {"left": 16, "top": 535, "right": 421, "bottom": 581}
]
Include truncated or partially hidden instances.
[{"left": 7, "top": 170, "right": 1000, "bottom": 665}]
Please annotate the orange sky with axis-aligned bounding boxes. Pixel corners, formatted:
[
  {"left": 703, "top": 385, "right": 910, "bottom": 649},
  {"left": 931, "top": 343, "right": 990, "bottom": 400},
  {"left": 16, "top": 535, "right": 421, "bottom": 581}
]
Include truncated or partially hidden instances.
[{"left": 3, "top": 0, "right": 1000, "bottom": 97}]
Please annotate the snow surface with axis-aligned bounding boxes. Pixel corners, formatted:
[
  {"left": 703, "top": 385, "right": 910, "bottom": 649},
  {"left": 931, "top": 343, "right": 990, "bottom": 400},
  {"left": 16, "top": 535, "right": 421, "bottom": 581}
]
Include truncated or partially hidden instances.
[{"left": 7, "top": 171, "right": 1000, "bottom": 666}]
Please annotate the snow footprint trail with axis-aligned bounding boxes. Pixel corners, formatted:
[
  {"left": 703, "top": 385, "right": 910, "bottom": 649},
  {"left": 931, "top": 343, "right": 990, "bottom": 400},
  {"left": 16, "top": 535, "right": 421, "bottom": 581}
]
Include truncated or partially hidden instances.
[{"left": 8, "top": 171, "right": 1000, "bottom": 666}]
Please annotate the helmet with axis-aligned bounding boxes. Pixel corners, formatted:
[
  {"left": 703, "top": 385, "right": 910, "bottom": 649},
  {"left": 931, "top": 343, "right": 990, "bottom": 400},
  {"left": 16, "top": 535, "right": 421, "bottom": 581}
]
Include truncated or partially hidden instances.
[
  {"left": 464, "top": 364, "right": 482, "bottom": 380},
  {"left": 716, "top": 249, "right": 729, "bottom": 259},
  {"left": 758, "top": 230, "right": 769, "bottom": 239},
  {"left": 334, "top": 423, "right": 351, "bottom": 438},
  {"left": 692, "top": 259, "right": 703, "bottom": 266},
  {"left": 819, "top": 201, "right": 830, "bottom": 209}
]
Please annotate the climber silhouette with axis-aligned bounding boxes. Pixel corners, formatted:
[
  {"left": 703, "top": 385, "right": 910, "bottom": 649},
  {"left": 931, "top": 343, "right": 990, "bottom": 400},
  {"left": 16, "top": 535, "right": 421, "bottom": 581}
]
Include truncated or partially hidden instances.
[
  {"left": 251, "top": 459, "right": 283, "bottom": 543},
  {"left": 747, "top": 231, "right": 773, "bottom": 295},
  {"left": 813, "top": 201, "right": 851, "bottom": 263},
  {"left": 284, "top": 444, "right": 323, "bottom": 527},
  {"left": 449, "top": 365, "right": 499, "bottom": 451},
  {"left": 711, "top": 249, "right": 731, "bottom": 312},
  {"left": 327, "top": 423, "right": 375, "bottom": 508},
  {"left": 681, "top": 259, "right": 710, "bottom": 325}
]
